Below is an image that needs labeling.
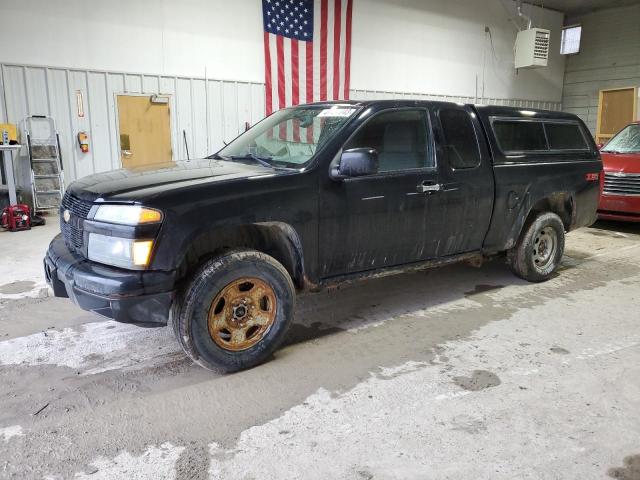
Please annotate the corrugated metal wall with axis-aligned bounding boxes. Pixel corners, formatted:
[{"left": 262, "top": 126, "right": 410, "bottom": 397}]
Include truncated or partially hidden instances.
[
  {"left": 1, "top": 62, "right": 561, "bottom": 189},
  {"left": 0, "top": 63, "right": 265, "bottom": 188},
  {"left": 562, "top": 4, "right": 640, "bottom": 134}
]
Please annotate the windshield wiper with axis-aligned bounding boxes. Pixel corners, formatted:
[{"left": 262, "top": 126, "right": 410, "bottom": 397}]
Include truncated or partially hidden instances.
[
  {"left": 224, "top": 153, "right": 274, "bottom": 169},
  {"left": 211, "top": 152, "right": 298, "bottom": 171}
]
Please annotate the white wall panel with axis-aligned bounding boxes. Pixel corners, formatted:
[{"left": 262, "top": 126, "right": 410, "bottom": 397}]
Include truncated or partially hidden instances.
[
  {"left": 222, "top": 82, "right": 239, "bottom": 145},
  {"left": 3, "top": 66, "right": 29, "bottom": 126},
  {"left": 207, "top": 80, "right": 225, "bottom": 153},
  {"left": 191, "top": 79, "right": 208, "bottom": 159},
  {"left": 237, "top": 82, "right": 252, "bottom": 135},
  {"left": 46, "top": 69, "right": 75, "bottom": 181},
  {"left": 175, "top": 78, "right": 193, "bottom": 161},
  {"left": 250, "top": 83, "right": 266, "bottom": 126},
  {"left": 0, "top": 0, "right": 262, "bottom": 83},
  {"left": 3, "top": 66, "right": 31, "bottom": 191},
  {"left": 350, "top": 0, "right": 564, "bottom": 102},
  {"left": 24, "top": 67, "right": 49, "bottom": 115},
  {"left": 0, "top": 68, "right": 6, "bottom": 124},
  {"left": 142, "top": 76, "right": 160, "bottom": 95},
  {"left": 124, "top": 74, "right": 143, "bottom": 94},
  {"left": 159, "top": 76, "right": 179, "bottom": 164},
  {"left": 87, "top": 72, "right": 113, "bottom": 175},
  {"left": 106, "top": 73, "right": 126, "bottom": 172}
]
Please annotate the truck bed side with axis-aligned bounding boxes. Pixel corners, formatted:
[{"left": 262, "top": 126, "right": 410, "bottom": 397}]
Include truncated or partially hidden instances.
[{"left": 473, "top": 106, "right": 602, "bottom": 254}]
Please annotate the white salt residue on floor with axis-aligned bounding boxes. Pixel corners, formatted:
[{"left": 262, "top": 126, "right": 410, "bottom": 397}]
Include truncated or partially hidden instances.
[
  {"left": 0, "top": 278, "right": 49, "bottom": 301},
  {"left": 0, "top": 425, "right": 24, "bottom": 442},
  {"left": 0, "top": 219, "right": 59, "bottom": 300},
  {"left": 72, "top": 442, "right": 185, "bottom": 480},
  {"left": 0, "top": 320, "right": 181, "bottom": 375},
  {"left": 205, "top": 277, "right": 640, "bottom": 480}
]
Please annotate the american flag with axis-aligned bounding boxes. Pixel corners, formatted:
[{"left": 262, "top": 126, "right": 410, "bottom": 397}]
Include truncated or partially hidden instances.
[{"left": 262, "top": 0, "right": 353, "bottom": 117}]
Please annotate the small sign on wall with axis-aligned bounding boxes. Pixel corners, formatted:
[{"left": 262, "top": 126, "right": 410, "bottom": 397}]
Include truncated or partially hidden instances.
[{"left": 75, "top": 90, "right": 84, "bottom": 118}]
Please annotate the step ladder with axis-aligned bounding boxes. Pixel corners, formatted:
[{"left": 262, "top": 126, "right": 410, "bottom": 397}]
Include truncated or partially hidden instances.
[{"left": 23, "top": 115, "right": 65, "bottom": 212}]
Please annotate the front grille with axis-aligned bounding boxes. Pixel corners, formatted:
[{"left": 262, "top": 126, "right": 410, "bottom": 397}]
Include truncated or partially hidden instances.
[
  {"left": 60, "top": 192, "right": 93, "bottom": 251},
  {"left": 61, "top": 220, "right": 83, "bottom": 249},
  {"left": 603, "top": 173, "right": 640, "bottom": 196},
  {"left": 61, "top": 192, "right": 93, "bottom": 218}
]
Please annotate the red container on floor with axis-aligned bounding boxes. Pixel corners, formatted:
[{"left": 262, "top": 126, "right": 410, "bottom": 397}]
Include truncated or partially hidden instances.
[{"left": 1, "top": 204, "right": 31, "bottom": 231}]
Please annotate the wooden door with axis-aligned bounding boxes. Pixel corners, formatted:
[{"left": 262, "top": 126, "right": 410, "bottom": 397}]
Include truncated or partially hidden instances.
[
  {"left": 596, "top": 87, "right": 638, "bottom": 144},
  {"left": 117, "top": 95, "right": 172, "bottom": 169}
]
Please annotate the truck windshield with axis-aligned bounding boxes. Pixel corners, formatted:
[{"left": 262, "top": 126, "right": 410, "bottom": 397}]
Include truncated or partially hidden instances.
[
  {"left": 602, "top": 124, "right": 640, "bottom": 154},
  {"left": 215, "top": 105, "right": 359, "bottom": 168}
]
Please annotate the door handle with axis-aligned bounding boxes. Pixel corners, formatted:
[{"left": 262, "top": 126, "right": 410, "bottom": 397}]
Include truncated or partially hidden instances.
[
  {"left": 122, "top": 150, "right": 133, "bottom": 157},
  {"left": 417, "top": 182, "right": 442, "bottom": 194}
]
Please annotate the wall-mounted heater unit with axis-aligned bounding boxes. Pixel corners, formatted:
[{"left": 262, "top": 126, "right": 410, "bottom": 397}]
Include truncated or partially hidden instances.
[{"left": 515, "top": 28, "right": 550, "bottom": 69}]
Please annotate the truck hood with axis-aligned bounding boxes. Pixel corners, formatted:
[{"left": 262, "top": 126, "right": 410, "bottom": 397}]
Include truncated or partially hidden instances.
[
  {"left": 601, "top": 152, "right": 640, "bottom": 174},
  {"left": 68, "top": 158, "right": 282, "bottom": 202}
]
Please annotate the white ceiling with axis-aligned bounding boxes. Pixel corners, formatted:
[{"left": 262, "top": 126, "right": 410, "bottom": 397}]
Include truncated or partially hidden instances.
[{"left": 527, "top": 0, "right": 640, "bottom": 14}]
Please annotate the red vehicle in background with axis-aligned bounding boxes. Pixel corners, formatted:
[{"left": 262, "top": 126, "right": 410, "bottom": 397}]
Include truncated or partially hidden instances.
[{"left": 598, "top": 122, "right": 640, "bottom": 222}]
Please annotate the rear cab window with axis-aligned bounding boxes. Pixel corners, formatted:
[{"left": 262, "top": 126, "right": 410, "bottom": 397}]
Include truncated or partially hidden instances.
[
  {"left": 491, "top": 118, "right": 589, "bottom": 155},
  {"left": 545, "top": 123, "right": 589, "bottom": 150},
  {"left": 439, "top": 108, "right": 481, "bottom": 169},
  {"left": 492, "top": 120, "right": 547, "bottom": 153}
]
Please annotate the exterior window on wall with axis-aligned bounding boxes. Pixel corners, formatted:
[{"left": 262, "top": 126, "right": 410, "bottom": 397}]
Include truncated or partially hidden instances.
[{"left": 560, "top": 25, "right": 582, "bottom": 55}]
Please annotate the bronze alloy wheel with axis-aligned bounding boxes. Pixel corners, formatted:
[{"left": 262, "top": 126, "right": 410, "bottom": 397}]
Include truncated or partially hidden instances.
[
  {"left": 208, "top": 277, "right": 277, "bottom": 351},
  {"left": 173, "top": 250, "right": 295, "bottom": 372}
]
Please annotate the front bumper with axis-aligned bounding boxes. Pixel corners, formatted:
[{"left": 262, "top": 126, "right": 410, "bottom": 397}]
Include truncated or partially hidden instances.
[
  {"left": 598, "top": 193, "right": 640, "bottom": 223},
  {"left": 44, "top": 234, "right": 175, "bottom": 325}
]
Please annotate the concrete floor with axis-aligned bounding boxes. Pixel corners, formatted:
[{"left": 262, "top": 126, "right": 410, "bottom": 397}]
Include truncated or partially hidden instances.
[{"left": 0, "top": 219, "right": 639, "bottom": 479}]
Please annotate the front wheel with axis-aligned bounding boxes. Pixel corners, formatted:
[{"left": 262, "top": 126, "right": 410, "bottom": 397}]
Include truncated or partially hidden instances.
[
  {"left": 507, "top": 212, "right": 565, "bottom": 282},
  {"left": 171, "top": 250, "right": 296, "bottom": 373}
]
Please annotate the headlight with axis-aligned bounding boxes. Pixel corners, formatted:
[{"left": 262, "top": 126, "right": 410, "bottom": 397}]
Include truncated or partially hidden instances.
[
  {"left": 88, "top": 233, "right": 154, "bottom": 269},
  {"left": 93, "top": 205, "right": 162, "bottom": 225}
]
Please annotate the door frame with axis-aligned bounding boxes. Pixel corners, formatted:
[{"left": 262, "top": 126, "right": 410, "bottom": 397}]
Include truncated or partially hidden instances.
[
  {"left": 595, "top": 86, "right": 638, "bottom": 145},
  {"left": 318, "top": 106, "right": 442, "bottom": 277},
  {"left": 113, "top": 92, "right": 175, "bottom": 168}
]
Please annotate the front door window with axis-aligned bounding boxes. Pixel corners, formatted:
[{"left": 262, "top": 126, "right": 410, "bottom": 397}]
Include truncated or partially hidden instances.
[{"left": 345, "top": 110, "right": 431, "bottom": 172}]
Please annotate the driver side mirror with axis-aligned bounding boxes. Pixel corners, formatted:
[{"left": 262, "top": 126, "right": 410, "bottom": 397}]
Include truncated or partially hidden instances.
[{"left": 330, "top": 148, "right": 378, "bottom": 180}]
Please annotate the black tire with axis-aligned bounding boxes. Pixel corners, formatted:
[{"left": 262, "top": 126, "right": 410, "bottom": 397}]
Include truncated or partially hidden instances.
[
  {"left": 507, "top": 212, "right": 565, "bottom": 282},
  {"left": 171, "top": 249, "right": 295, "bottom": 373}
]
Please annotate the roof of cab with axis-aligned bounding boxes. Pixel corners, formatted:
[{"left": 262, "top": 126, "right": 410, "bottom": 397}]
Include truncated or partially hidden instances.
[
  {"left": 301, "top": 100, "right": 574, "bottom": 119},
  {"left": 472, "top": 104, "right": 580, "bottom": 121}
]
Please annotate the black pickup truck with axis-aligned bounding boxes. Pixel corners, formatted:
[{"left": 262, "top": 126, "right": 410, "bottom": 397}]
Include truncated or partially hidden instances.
[{"left": 44, "top": 101, "right": 601, "bottom": 372}]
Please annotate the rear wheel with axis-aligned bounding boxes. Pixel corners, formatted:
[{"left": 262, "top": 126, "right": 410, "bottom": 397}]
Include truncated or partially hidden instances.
[
  {"left": 507, "top": 212, "right": 565, "bottom": 282},
  {"left": 171, "top": 249, "right": 295, "bottom": 372}
]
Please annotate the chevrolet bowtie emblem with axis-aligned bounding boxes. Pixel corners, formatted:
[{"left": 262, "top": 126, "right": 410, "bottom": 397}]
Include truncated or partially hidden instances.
[{"left": 63, "top": 209, "right": 71, "bottom": 223}]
